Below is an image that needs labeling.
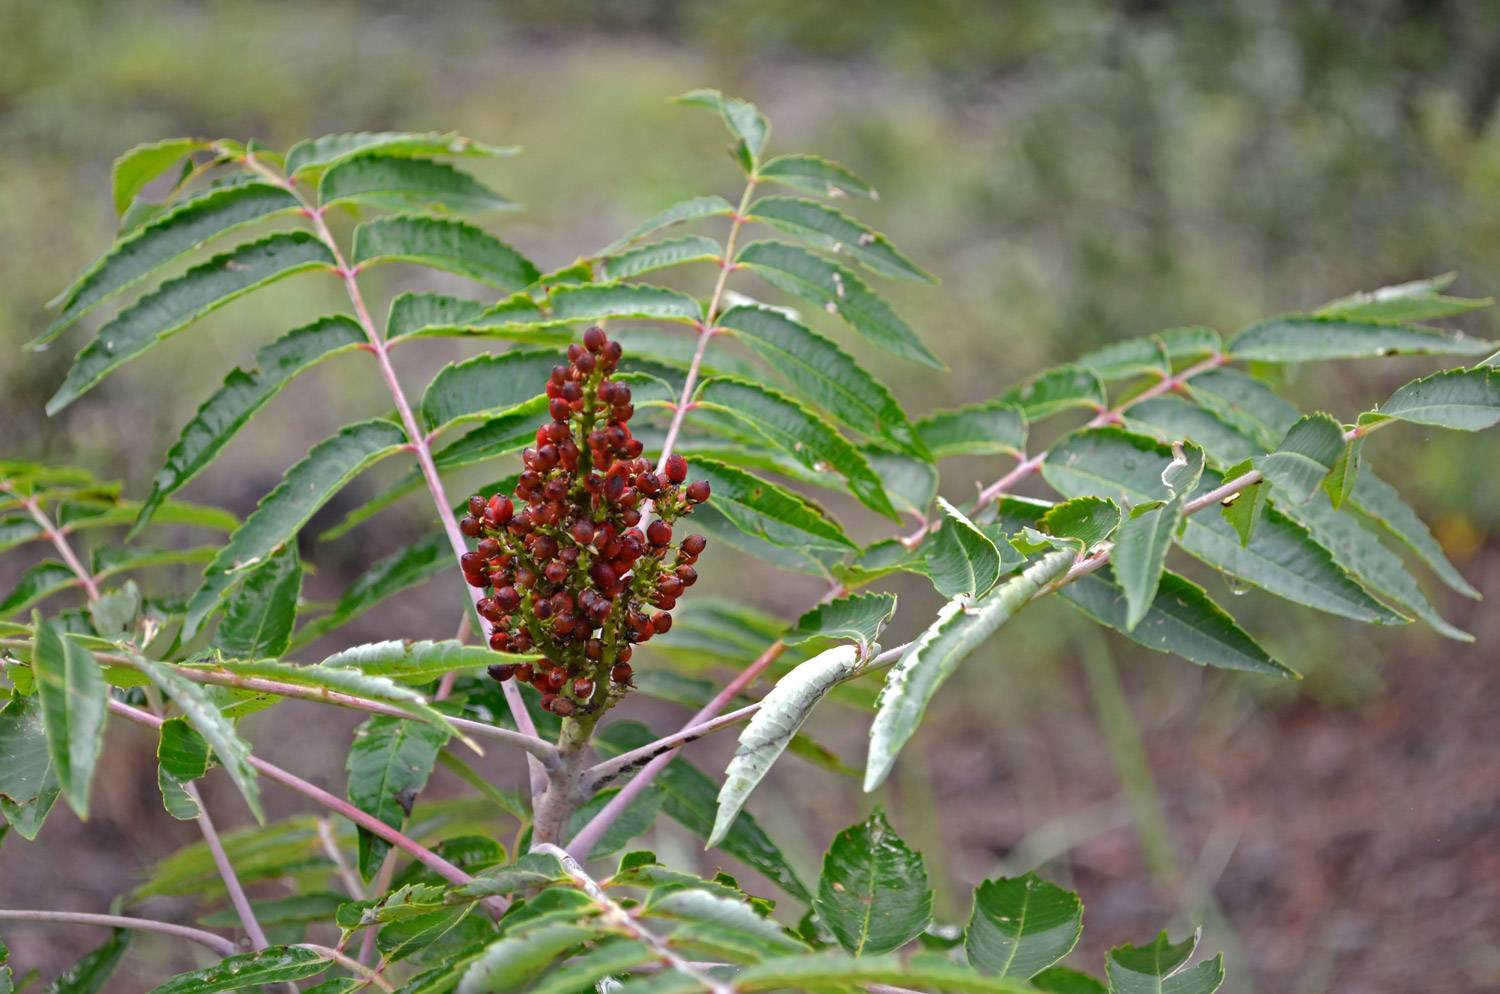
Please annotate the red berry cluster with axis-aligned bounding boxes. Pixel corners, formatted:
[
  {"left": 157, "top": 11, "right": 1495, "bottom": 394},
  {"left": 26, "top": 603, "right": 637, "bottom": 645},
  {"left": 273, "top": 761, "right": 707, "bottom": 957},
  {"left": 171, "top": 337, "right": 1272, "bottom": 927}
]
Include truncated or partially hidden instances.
[{"left": 458, "top": 325, "right": 711, "bottom": 718}]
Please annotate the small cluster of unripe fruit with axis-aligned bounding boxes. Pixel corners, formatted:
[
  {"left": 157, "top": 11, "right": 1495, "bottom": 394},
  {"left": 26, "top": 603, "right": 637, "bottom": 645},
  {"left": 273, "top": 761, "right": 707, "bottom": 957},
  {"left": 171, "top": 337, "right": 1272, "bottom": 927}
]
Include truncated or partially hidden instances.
[{"left": 457, "top": 326, "right": 710, "bottom": 717}]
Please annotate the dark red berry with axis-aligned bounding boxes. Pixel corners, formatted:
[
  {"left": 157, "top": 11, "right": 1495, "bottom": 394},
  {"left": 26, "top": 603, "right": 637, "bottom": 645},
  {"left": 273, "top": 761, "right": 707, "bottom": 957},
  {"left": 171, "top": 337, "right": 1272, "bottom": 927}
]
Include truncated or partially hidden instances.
[
  {"left": 664, "top": 454, "right": 688, "bottom": 484},
  {"left": 544, "top": 560, "right": 568, "bottom": 585},
  {"left": 652, "top": 611, "right": 673, "bottom": 634},
  {"left": 584, "top": 326, "right": 607, "bottom": 352},
  {"left": 604, "top": 340, "right": 623, "bottom": 363},
  {"left": 585, "top": 638, "right": 604, "bottom": 660},
  {"left": 549, "top": 397, "right": 571, "bottom": 422},
  {"left": 540, "top": 692, "right": 558, "bottom": 712},
  {"left": 647, "top": 520, "right": 672, "bottom": 546},
  {"left": 551, "top": 696, "right": 577, "bottom": 717},
  {"left": 686, "top": 480, "right": 711, "bottom": 503},
  {"left": 534, "top": 599, "right": 554, "bottom": 620},
  {"left": 487, "top": 663, "right": 515, "bottom": 682},
  {"left": 681, "top": 534, "right": 707, "bottom": 556},
  {"left": 546, "top": 667, "right": 567, "bottom": 691},
  {"left": 617, "top": 644, "right": 633, "bottom": 663},
  {"left": 477, "top": 597, "right": 504, "bottom": 622},
  {"left": 477, "top": 538, "right": 501, "bottom": 559},
  {"left": 676, "top": 565, "right": 698, "bottom": 586},
  {"left": 495, "top": 585, "right": 521, "bottom": 610},
  {"left": 590, "top": 561, "right": 617, "bottom": 590},
  {"left": 460, "top": 515, "right": 483, "bottom": 537},
  {"left": 468, "top": 495, "right": 487, "bottom": 516},
  {"left": 572, "top": 677, "right": 594, "bottom": 699},
  {"left": 460, "top": 552, "right": 485, "bottom": 575},
  {"left": 489, "top": 630, "right": 511, "bottom": 651},
  {"left": 636, "top": 471, "right": 662, "bottom": 496},
  {"left": 514, "top": 663, "right": 534, "bottom": 684},
  {"left": 575, "top": 350, "right": 596, "bottom": 374},
  {"left": 611, "top": 662, "right": 634, "bottom": 684},
  {"left": 571, "top": 519, "right": 595, "bottom": 545},
  {"left": 657, "top": 575, "right": 684, "bottom": 599}
]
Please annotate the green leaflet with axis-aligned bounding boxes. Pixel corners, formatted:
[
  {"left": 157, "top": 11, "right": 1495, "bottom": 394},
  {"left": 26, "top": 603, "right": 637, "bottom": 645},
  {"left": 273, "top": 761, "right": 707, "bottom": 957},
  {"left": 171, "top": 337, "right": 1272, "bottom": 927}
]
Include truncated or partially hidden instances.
[
  {"left": 595, "top": 722, "right": 813, "bottom": 902},
  {"left": 1041, "top": 429, "right": 1404, "bottom": 625},
  {"left": 453, "top": 923, "right": 596, "bottom": 994},
  {"left": 292, "top": 533, "right": 449, "bottom": 646},
  {"left": 112, "top": 138, "right": 207, "bottom": 215},
  {"left": 1111, "top": 443, "right": 1203, "bottom": 630},
  {"left": 924, "top": 498, "right": 1003, "bottom": 598},
  {"left": 346, "top": 715, "right": 449, "bottom": 879},
  {"left": 132, "top": 654, "right": 262, "bottom": 822},
  {"left": 1351, "top": 466, "right": 1480, "bottom": 600},
  {"left": 1255, "top": 413, "right": 1345, "bottom": 503},
  {"left": 862, "top": 443, "right": 938, "bottom": 515},
  {"left": 320, "top": 638, "right": 536, "bottom": 683},
  {"left": 866, "top": 550, "right": 1075, "bottom": 791},
  {"left": 719, "top": 304, "right": 924, "bottom": 457},
  {"left": 684, "top": 457, "right": 855, "bottom": 556},
  {"left": 816, "top": 810, "right": 933, "bottom": 956},
  {"left": 1075, "top": 327, "right": 1222, "bottom": 382},
  {"left": 519, "top": 939, "right": 656, "bottom": 994},
  {"left": 418, "top": 349, "right": 559, "bottom": 433},
  {"left": 1227, "top": 316, "right": 1492, "bottom": 362},
  {"left": 1061, "top": 569, "right": 1290, "bottom": 676},
  {"left": 1000, "top": 365, "right": 1107, "bottom": 421},
  {"left": 1040, "top": 496, "right": 1122, "bottom": 552},
  {"left": 43, "top": 926, "right": 131, "bottom": 994},
  {"left": 548, "top": 282, "right": 703, "bottom": 323},
  {"left": 745, "top": 196, "right": 933, "bottom": 282},
  {"left": 1316, "top": 274, "right": 1492, "bottom": 323},
  {"left": 156, "top": 717, "right": 210, "bottom": 820},
  {"left": 1185, "top": 367, "right": 1298, "bottom": 450},
  {"left": 386, "top": 291, "right": 486, "bottom": 338},
  {"left": 598, "top": 195, "right": 735, "bottom": 255},
  {"left": 47, "top": 232, "right": 335, "bottom": 414},
  {"left": 737, "top": 240, "right": 941, "bottom": 368},
  {"left": 210, "top": 545, "right": 301, "bottom": 658},
  {"left": 32, "top": 619, "right": 108, "bottom": 818},
  {"left": 965, "top": 874, "right": 1082, "bottom": 978},
  {"left": 319, "top": 154, "right": 514, "bottom": 214},
  {"left": 758, "top": 153, "right": 877, "bottom": 199},
  {"left": 641, "top": 886, "right": 806, "bottom": 960},
  {"left": 1323, "top": 436, "right": 1362, "bottom": 509},
  {"left": 1371, "top": 367, "right": 1500, "bottom": 430},
  {"left": 601, "top": 235, "right": 722, "bottom": 279},
  {"left": 915, "top": 399, "right": 1027, "bottom": 459},
  {"left": 352, "top": 214, "right": 538, "bottom": 291},
  {"left": 146, "top": 946, "right": 330, "bottom": 993},
  {"left": 694, "top": 377, "right": 899, "bottom": 520},
  {"left": 183, "top": 419, "right": 409, "bottom": 640},
  {"left": 1124, "top": 395, "right": 1264, "bottom": 467},
  {"left": 710, "top": 645, "right": 862, "bottom": 847},
  {"left": 1, "top": 562, "right": 77, "bottom": 617},
  {"left": 675, "top": 88, "right": 770, "bottom": 166},
  {"left": 787, "top": 592, "right": 898, "bottom": 651},
  {"left": 1106, "top": 932, "right": 1224, "bottom": 994},
  {"left": 733, "top": 952, "right": 1044, "bottom": 993},
  {"left": 285, "top": 130, "right": 517, "bottom": 178},
  {"left": 134, "top": 318, "right": 365, "bottom": 530},
  {"left": 0, "top": 685, "right": 60, "bottom": 840},
  {"left": 39, "top": 182, "right": 300, "bottom": 346}
]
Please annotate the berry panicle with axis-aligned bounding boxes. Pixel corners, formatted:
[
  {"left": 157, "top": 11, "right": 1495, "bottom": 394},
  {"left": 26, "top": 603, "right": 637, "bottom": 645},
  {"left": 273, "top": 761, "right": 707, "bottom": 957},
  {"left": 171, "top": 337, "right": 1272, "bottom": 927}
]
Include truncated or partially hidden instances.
[{"left": 457, "top": 326, "right": 711, "bottom": 716}]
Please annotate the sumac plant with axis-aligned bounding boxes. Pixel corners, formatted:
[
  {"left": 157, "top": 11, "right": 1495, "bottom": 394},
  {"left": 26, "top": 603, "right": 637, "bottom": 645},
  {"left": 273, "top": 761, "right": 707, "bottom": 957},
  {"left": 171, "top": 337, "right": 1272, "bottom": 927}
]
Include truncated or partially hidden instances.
[{"left": 1, "top": 90, "right": 1498, "bottom": 994}]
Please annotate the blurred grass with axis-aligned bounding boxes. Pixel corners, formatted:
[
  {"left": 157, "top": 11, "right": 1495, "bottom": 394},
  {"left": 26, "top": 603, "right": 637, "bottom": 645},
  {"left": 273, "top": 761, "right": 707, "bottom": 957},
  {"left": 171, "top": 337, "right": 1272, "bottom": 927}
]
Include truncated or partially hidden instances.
[{"left": 3, "top": 2, "right": 1500, "bottom": 990}]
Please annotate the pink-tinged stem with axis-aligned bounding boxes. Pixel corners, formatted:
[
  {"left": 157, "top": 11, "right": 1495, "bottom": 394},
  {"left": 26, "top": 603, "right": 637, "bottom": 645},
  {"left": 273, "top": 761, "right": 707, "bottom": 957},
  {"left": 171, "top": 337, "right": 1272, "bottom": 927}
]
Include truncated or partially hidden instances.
[
  {"left": 565, "top": 639, "right": 786, "bottom": 859},
  {"left": 235, "top": 150, "right": 545, "bottom": 800},
  {"left": 181, "top": 781, "right": 270, "bottom": 951},
  {"left": 0, "top": 909, "right": 237, "bottom": 957},
  {"left": 106, "top": 699, "right": 507, "bottom": 917},
  {"left": 650, "top": 177, "right": 758, "bottom": 479},
  {"left": 3, "top": 487, "right": 102, "bottom": 602},
  {"left": 295, "top": 943, "right": 397, "bottom": 993}
]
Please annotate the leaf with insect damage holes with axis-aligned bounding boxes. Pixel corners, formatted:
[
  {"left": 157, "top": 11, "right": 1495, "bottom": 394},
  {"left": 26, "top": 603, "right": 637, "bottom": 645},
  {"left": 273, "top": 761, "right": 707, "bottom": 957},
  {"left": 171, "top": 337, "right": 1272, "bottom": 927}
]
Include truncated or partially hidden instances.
[
  {"left": 816, "top": 809, "right": 932, "bottom": 956},
  {"left": 965, "top": 873, "right": 1082, "bottom": 978}
]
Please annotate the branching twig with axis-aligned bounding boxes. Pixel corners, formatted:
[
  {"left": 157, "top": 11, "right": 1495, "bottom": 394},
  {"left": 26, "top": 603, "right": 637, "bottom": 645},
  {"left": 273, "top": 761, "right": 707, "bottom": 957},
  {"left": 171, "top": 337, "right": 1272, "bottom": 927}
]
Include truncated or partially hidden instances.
[
  {"left": 295, "top": 943, "right": 397, "bottom": 993},
  {"left": 0, "top": 909, "right": 237, "bottom": 957},
  {"left": 531, "top": 843, "right": 734, "bottom": 994},
  {"left": 105, "top": 698, "right": 508, "bottom": 917},
  {"left": 318, "top": 817, "right": 366, "bottom": 901},
  {"left": 0, "top": 485, "right": 102, "bottom": 603},
  {"left": 181, "top": 781, "right": 271, "bottom": 951}
]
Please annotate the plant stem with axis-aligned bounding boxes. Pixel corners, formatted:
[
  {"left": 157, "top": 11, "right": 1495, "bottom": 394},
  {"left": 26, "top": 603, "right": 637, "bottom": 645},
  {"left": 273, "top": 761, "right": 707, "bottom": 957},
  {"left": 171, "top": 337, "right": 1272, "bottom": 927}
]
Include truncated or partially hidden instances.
[
  {"left": 1, "top": 486, "right": 101, "bottom": 602},
  {"left": 0, "top": 909, "right": 238, "bottom": 957},
  {"left": 531, "top": 844, "right": 735, "bottom": 994},
  {"left": 318, "top": 817, "right": 367, "bottom": 901},
  {"left": 234, "top": 148, "right": 545, "bottom": 799},
  {"left": 565, "top": 638, "right": 785, "bottom": 859},
  {"left": 181, "top": 781, "right": 271, "bottom": 951},
  {"left": 650, "top": 175, "right": 758, "bottom": 478},
  {"left": 585, "top": 703, "right": 759, "bottom": 791},
  {"left": 105, "top": 698, "right": 508, "bottom": 917}
]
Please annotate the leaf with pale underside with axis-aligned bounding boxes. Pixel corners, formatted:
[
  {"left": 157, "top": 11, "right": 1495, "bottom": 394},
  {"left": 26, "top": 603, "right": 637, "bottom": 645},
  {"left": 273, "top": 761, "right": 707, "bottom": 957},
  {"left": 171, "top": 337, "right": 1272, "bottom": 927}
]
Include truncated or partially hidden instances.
[
  {"left": 285, "top": 130, "right": 516, "bottom": 178},
  {"left": 787, "top": 592, "right": 897, "bottom": 650},
  {"left": 866, "top": 550, "right": 1075, "bottom": 791},
  {"left": 711, "top": 644, "right": 862, "bottom": 847},
  {"left": 320, "top": 638, "right": 538, "bottom": 683}
]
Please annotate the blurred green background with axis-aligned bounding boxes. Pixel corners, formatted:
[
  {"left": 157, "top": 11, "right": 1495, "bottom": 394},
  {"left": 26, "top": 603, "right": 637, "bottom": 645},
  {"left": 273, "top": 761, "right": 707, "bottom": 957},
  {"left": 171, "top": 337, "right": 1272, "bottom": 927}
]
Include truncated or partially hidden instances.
[{"left": 2, "top": 1, "right": 1499, "bottom": 991}]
